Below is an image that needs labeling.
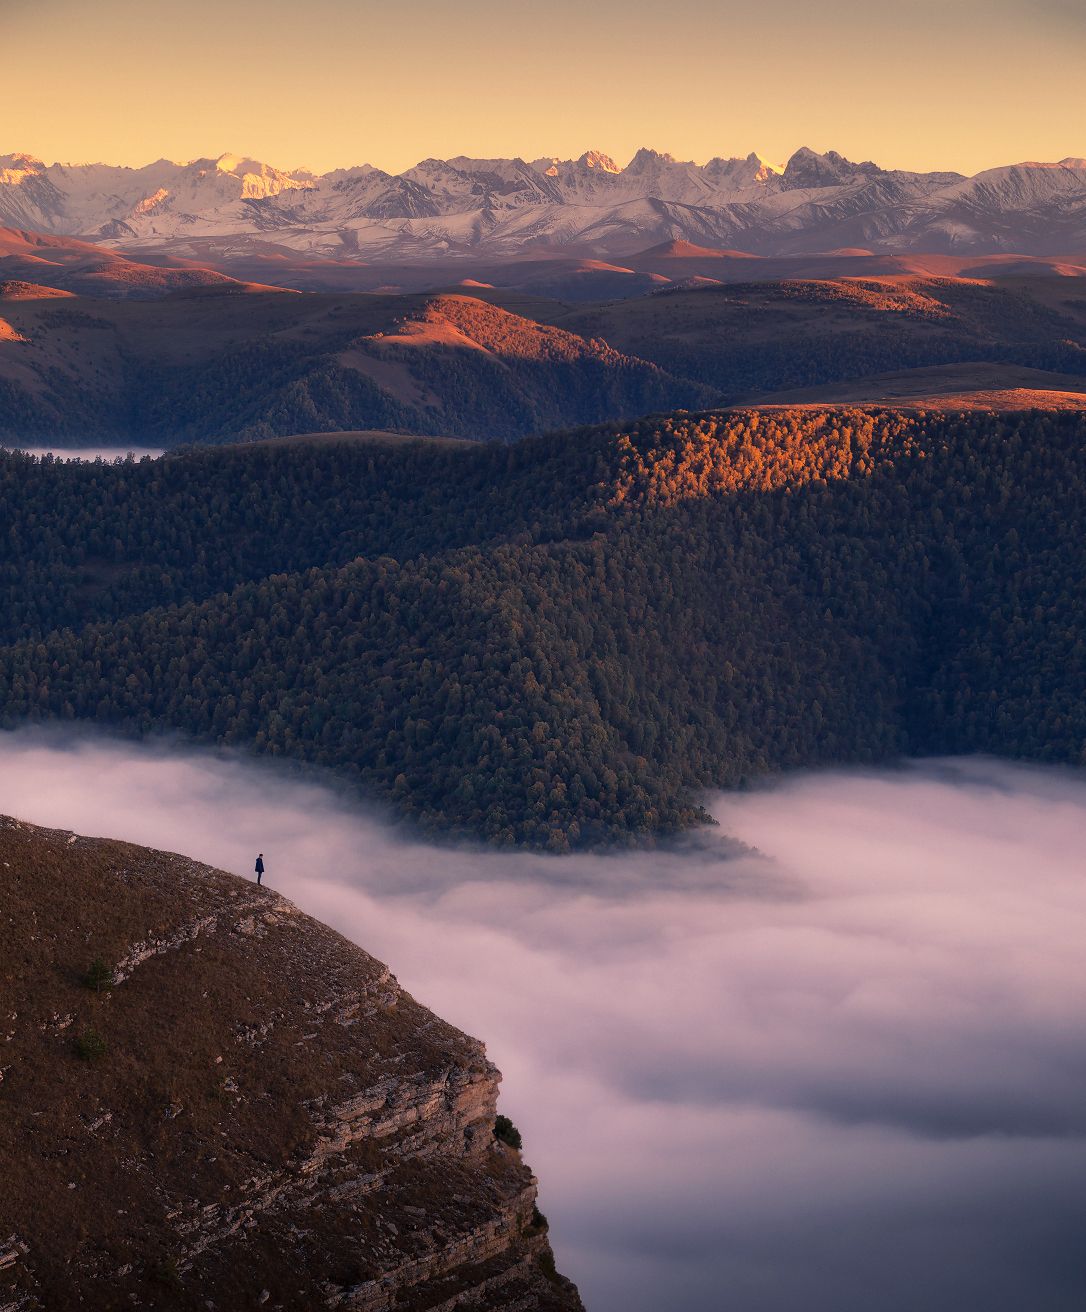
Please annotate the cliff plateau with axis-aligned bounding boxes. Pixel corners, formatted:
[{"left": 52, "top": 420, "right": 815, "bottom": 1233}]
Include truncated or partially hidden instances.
[{"left": 0, "top": 816, "right": 583, "bottom": 1312}]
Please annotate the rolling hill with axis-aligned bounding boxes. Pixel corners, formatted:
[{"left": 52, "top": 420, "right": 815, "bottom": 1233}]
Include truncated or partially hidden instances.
[
  {"left": 543, "top": 275, "right": 1086, "bottom": 401},
  {"left": 0, "top": 289, "right": 709, "bottom": 444},
  {"left": 0, "top": 226, "right": 266, "bottom": 298},
  {"left": 1, "top": 406, "right": 1084, "bottom": 847},
  {"left": 2, "top": 271, "right": 1085, "bottom": 444}
]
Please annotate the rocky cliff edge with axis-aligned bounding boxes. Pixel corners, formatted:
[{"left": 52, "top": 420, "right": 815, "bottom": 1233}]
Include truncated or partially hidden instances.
[{"left": 0, "top": 816, "right": 583, "bottom": 1312}]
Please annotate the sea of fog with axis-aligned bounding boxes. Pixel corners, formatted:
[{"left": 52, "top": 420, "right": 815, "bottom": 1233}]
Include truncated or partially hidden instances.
[
  {"left": 2, "top": 446, "right": 166, "bottom": 462},
  {"left": 1, "top": 728, "right": 1084, "bottom": 1311}
]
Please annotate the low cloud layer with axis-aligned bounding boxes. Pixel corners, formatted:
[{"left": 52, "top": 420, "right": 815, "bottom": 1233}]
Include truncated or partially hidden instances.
[
  {"left": 2, "top": 447, "right": 166, "bottom": 461},
  {"left": 1, "top": 729, "right": 1084, "bottom": 1310}
]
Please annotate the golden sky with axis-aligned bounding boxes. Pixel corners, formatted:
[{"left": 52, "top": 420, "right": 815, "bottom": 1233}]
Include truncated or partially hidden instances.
[{"left": 3, "top": 0, "right": 1083, "bottom": 174}]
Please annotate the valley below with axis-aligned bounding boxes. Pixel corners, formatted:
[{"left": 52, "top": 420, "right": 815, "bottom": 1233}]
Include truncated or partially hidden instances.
[{"left": 1, "top": 730, "right": 1084, "bottom": 1312}]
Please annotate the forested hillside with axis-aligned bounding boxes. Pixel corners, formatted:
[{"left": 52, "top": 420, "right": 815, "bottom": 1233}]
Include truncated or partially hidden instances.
[{"left": 1, "top": 408, "right": 1084, "bottom": 847}]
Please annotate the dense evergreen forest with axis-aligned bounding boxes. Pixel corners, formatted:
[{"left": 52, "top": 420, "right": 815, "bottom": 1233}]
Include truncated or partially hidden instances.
[{"left": 1, "top": 408, "right": 1084, "bottom": 848}]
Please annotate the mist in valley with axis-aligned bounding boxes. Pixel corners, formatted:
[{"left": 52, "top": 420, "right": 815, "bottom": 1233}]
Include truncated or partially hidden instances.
[
  {"left": 1, "top": 728, "right": 1083, "bottom": 1311},
  {"left": 1, "top": 447, "right": 166, "bottom": 462}
]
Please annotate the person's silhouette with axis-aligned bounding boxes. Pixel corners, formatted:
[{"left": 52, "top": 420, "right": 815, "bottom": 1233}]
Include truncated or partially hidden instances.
[{"left": 255, "top": 853, "right": 265, "bottom": 886}]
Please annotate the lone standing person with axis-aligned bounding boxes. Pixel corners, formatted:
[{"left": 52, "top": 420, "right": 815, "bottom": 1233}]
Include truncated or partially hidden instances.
[{"left": 255, "top": 853, "right": 265, "bottom": 887}]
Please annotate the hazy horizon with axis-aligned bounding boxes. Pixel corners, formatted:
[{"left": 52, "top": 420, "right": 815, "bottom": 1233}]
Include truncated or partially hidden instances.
[
  {"left": 5, "top": 142, "right": 1084, "bottom": 177},
  {"left": 5, "top": 0, "right": 1083, "bottom": 177}
]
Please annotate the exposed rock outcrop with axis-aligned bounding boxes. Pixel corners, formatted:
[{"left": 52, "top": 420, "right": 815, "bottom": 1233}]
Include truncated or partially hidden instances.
[{"left": 0, "top": 816, "right": 583, "bottom": 1311}]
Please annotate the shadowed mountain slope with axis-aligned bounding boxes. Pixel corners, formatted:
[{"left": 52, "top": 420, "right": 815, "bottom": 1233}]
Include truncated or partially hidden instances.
[
  {"left": 0, "top": 290, "right": 708, "bottom": 444},
  {"left": 543, "top": 275, "right": 1086, "bottom": 400},
  {"left": 3, "top": 273, "right": 1086, "bottom": 444}
]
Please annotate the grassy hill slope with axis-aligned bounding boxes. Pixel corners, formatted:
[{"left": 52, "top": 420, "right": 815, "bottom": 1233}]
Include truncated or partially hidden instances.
[
  {"left": 0, "top": 816, "right": 582, "bottom": 1309},
  {"left": 4, "top": 274, "right": 1086, "bottom": 446},
  {"left": 0, "top": 290, "right": 708, "bottom": 444},
  {"left": 546, "top": 276, "right": 1086, "bottom": 400}
]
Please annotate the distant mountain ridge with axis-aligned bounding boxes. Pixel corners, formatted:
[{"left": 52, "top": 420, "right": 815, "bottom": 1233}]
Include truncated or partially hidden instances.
[{"left": 2, "top": 146, "right": 1085, "bottom": 261}]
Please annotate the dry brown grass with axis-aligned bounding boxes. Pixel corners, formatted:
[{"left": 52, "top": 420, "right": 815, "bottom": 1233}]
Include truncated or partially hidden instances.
[{"left": 0, "top": 816, "right": 572, "bottom": 1311}]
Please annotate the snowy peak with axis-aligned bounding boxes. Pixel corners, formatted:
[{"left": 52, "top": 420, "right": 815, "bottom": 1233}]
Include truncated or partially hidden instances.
[
  {"left": 0, "top": 154, "right": 50, "bottom": 193},
  {"left": 401, "top": 156, "right": 561, "bottom": 211},
  {"left": 701, "top": 152, "right": 783, "bottom": 190},
  {"left": 579, "top": 150, "right": 620, "bottom": 173},
  {"left": 782, "top": 146, "right": 870, "bottom": 189},
  {"left": 132, "top": 187, "right": 170, "bottom": 216},
  {"left": 1, "top": 145, "right": 1084, "bottom": 261},
  {"left": 0, "top": 151, "right": 317, "bottom": 237},
  {"left": 747, "top": 152, "right": 784, "bottom": 182},
  {"left": 211, "top": 152, "right": 314, "bottom": 198},
  {"left": 626, "top": 147, "right": 675, "bottom": 171}
]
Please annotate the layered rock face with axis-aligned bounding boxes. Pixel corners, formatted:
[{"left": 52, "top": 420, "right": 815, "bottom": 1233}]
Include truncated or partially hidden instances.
[{"left": 0, "top": 817, "right": 583, "bottom": 1311}]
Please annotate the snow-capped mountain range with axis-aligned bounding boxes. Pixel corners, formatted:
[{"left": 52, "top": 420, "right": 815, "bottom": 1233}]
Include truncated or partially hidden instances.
[{"left": 2, "top": 146, "right": 1084, "bottom": 262}]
